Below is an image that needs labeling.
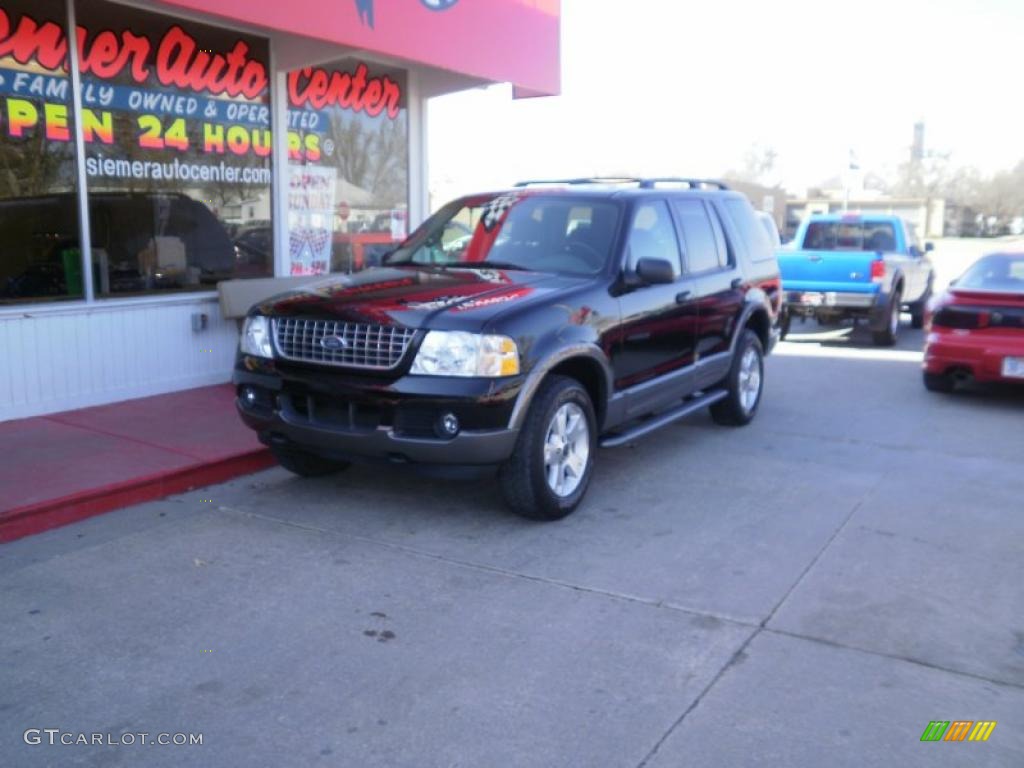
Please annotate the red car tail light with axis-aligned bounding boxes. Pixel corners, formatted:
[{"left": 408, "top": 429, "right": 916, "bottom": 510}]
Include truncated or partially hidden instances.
[
  {"left": 869, "top": 258, "right": 886, "bottom": 282},
  {"left": 932, "top": 307, "right": 990, "bottom": 329}
]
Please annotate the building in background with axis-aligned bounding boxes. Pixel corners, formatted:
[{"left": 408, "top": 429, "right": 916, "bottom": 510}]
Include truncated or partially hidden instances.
[
  {"left": 0, "top": 0, "right": 560, "bottom": 420},
  {"left": 784, "top": 196, "right": 945, "bottom": 241}
]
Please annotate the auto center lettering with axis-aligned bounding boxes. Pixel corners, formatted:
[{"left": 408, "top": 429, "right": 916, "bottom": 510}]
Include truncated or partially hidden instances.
[
  {"left": 288, "top": 63, "right": 400, "bottom": 119},
  {"left": 0, "top": 9, "right": 402, "bottom": 161}
]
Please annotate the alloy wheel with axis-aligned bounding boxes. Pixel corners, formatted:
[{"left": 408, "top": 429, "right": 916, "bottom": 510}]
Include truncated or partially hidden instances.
[
  {"left": 543, "top": 403, "right": 590, "bottom": 497},
  {"left": 738, "top": 347, "right": 762, "bottom": 414}
]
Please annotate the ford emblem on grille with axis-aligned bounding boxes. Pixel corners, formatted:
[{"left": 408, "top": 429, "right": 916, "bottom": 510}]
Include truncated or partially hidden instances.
[{"left": 320, "top": 335, "right": 349, "bottom": 351}]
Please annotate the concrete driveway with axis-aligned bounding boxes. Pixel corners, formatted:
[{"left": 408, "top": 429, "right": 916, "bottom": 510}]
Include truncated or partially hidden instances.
[{"left": 3, "top": 244, "right": 1023, "bottom": 767}]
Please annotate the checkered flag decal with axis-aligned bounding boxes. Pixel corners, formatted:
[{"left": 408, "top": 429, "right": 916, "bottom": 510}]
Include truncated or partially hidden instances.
[{"left": 481, "top": 193, "right": 521, "bottom": 231}]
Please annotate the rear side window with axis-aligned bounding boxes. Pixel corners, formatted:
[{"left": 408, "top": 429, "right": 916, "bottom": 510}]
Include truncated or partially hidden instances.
[
  {"left": 671, "top": 199, "right": 721, "bottom": 273},
  {"left": 724, "top": 198, "right": 775, "bottom": 262},
  {"left": 625, "top": 201, "right": 682, "bottom": 277}
]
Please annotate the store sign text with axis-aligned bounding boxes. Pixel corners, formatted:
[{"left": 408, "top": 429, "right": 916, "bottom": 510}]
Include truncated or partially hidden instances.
[
  {"left": 288, "top": 63, "right": 401, "bottom": 119},
  {"left": 1, "top": 96, "right": 321, "bottom": 161},
  {"left": 0, "top": 10, "right": 403, "bottom": 119},
  {"left": 0, "top": 10, "right": 268, "bottom": 99}
]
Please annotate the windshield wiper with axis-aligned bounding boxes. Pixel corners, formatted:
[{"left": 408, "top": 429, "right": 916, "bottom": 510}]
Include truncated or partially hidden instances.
[
  {"left": 388, "top": 259, "right": 448, "bottom": 268},
  {"left": 455, "top": 261, "right": 529, "bottom": 271}
]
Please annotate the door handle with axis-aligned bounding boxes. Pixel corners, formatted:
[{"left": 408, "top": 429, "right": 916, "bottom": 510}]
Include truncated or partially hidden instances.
[
  {"left": 731, "top": 278, "right": 743, "bottom": 290},
  {"left": 675, "top": 290, "right": 691, "bottom": 303}
]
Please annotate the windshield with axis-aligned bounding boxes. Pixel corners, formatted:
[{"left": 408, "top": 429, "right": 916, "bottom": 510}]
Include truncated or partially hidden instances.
[
  {"left": 956, "top": 253, "right": 1024, "bottom": 293},
  {"left": 387, "top": 193, "right": 620, "bottom": 275},
  {"left": 803, "top": 220, "right": 897, "bottom": 252}
]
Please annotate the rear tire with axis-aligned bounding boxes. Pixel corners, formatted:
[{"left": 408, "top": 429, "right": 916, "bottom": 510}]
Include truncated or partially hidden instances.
[
  {"left": 710, "top": 330, "right": 765, "bottom": 426},
  {"left": 272, "top": 446, "right": 350, "bottom": 477},
  {"left": 923, "top": 371, "right": 955, "bottom": 393},
  {"left": 872, "top": 289, "right": 902, "bottom": 346},
  {"left": 499, "top": 375, "right": 597, "bottom": 521}
]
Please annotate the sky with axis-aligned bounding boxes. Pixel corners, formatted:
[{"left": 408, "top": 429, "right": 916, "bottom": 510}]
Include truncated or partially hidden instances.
[{"left": 428, "top": 0, "right": 1023, "bottom": 200}]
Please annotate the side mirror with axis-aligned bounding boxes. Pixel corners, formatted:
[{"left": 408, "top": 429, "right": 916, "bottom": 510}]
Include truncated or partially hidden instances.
[
  {"left": 635, "top": 257, "right": 676, "bottom": 285},
  {"left": 924, "top": 242, "right": 935, "bottom": 252}
]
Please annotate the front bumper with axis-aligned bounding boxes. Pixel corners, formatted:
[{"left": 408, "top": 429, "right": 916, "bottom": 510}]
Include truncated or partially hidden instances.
[
  {"left": 234, "top": 364, "right": 522, "bottom": 466},
  {"left": 924, "top": 331, "right": 1024, "bottom": 383}
]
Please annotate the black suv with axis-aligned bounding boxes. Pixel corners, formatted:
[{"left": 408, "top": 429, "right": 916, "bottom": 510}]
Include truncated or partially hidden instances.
[{"left": 235, "top": 179, "right": 782, "bottom": 519}]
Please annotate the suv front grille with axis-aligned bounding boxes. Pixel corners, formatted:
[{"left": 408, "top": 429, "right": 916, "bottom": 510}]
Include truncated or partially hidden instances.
[{"left": 272, "top": 318, "right": 415, "bottom": 370}]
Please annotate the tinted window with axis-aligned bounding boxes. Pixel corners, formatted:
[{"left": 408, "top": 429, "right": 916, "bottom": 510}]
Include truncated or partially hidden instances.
[
  {"left": 672, "top": 199, "right": 721, "bottom": 273},
  {"left": 625, "top": 201, "right": 682, "bottom": 276},
  {"left": 725, "top": 199, "right": 776, "bottom": 261}
]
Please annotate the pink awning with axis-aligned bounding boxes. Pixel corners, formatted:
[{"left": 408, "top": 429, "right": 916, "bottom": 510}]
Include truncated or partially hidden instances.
[{"left": 158, "top": 0, "right": 561, "bottom": 96}]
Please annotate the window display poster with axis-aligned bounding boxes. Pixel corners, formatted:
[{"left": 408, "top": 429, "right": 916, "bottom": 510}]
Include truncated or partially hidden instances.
[{"left": 288, "top": 164, "right": 336, "bottom": 275}]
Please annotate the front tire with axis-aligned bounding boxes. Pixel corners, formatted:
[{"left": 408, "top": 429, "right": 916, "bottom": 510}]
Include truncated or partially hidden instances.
[
  {"left": 499, "top": 375, "right": 597, "bottom": 521},
  {"left": 271, "top": 446, "right": 350, "bottom": 477},
  {"left": 710, "top": 330, "right": 765, "bottom": 426}
]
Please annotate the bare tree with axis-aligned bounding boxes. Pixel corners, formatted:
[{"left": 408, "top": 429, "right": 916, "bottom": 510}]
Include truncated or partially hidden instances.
[{"left": 725, "top": 144, "right": 778, "bottom": 184}]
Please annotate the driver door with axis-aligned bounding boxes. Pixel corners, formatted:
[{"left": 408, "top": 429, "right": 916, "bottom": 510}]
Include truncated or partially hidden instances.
[{"left": 612, "top": 200, "right": 699, "bottom": 417}]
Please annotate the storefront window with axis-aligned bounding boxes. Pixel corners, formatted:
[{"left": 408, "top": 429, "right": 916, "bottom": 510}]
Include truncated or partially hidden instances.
[
  {"left": 286, "top": 60, "right": 408, "bottom": 275},
  {"left": 76, "top": 0, "right": 273, "bottom": 297},
  {"left": 0, "top": 1, "right": 83, "bottom": 304}
]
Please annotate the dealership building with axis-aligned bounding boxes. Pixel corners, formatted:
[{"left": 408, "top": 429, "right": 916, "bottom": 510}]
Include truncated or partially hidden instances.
[{"left": 0, "top": 0, "right": 560, "bottom": 420}]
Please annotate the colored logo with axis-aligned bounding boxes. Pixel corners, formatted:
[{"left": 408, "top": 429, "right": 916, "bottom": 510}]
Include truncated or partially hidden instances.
[
  {"left": 920, "top": 721, "right": 997, "bottom": 742},
  {"left": 421, "top": 0, "right": 459, "bottom": 9}
]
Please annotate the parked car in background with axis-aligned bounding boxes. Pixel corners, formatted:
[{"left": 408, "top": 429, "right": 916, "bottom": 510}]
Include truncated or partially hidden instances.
[
  {"left": 234, "top": 178, "right": 781, "bottom": 520},
  {"left": 756, "top": 211, "right": 782, "bottom": 248},
  {"left": 778, "top": 213, "right": 935, "bottom": 345},
  {"left": 923, "top": 252, "right": 1024, "bottom": 392}
]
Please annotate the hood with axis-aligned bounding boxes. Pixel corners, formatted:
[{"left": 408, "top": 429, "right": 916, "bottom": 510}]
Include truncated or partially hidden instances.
[{"left": 254, "top": 266, "right": 584, "bottom": 330}]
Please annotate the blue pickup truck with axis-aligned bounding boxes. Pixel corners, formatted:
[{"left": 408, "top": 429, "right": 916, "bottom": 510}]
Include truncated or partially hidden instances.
[{"left": 779, "top": 213, "right": 935, "bottom": 345}]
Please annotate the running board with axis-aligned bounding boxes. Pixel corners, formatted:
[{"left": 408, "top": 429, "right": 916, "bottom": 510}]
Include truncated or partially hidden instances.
[{"left": 599, "top": 389, "right": 728, "bottom": 448}]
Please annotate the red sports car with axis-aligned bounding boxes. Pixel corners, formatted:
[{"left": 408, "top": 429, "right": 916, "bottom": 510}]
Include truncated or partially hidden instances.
[{"left": 923, "top": 252, "right": 1024, "bottom": 392}]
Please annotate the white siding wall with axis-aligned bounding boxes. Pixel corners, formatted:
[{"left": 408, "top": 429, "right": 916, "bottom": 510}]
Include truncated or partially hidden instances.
[{"left": 0, "top": 296, "right": 238, "bottom": 421}]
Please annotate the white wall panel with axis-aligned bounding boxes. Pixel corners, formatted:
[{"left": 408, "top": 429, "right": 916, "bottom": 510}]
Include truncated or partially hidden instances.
[{"left": 0, "top": 297, "right": 239, "bottom": 421}]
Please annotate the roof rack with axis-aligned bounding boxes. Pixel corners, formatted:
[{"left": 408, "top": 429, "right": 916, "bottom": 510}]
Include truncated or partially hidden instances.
[
  {"left": 636, "top": 178, "right": 730, "bottom": 190},
  {"left": 514, "top": 177, "right": 642, "bottom": 187},
  {"left": 513, "top": 177, "right": 729, "bottom": 190}
]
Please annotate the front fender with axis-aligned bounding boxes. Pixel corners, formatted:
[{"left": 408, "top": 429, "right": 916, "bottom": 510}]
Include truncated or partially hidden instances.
[{"left": 507, "top": 341, "right": 614, "bottom": 431}]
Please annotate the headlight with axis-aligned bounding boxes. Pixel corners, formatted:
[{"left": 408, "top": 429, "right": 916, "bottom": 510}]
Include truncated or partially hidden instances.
[
  {"left": 240, "top": 315, "right": 273, "bottom": 358},
  {"left": 410, "top": 331, "right": 520, "bottom": 377}
]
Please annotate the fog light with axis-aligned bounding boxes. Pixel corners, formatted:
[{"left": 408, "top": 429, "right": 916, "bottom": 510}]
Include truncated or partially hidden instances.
[
  {"left": 241, "top": 386, "right": 259, "bottom": 407},
  {"left": 437, "top": 412, "right": 460, "bottom": 438}
]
